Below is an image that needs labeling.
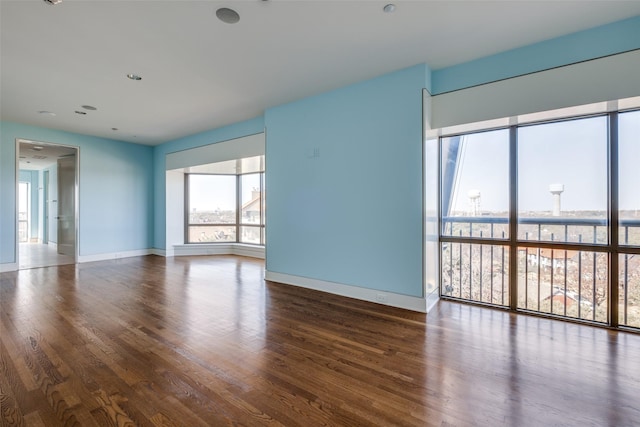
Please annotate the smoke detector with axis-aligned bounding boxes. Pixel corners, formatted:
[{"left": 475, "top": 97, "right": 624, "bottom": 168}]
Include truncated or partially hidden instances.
[{"left": 43, "top": 0, "right": 63, "bottom": 5}]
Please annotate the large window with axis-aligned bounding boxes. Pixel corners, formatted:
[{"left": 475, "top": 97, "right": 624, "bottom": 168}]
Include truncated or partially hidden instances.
[
  {"left": 439, "top": 110, "right": 640, "bottom": 330},
  {"left": 618, "top": 110, "right": 640, "bottom": 328},
  {"left": 186, "top": 162, "right": 265, "bottom": 245},
  {"left": 441, "top": 130, "right": 510, "bottom": 305},
  {"left": 240, "top": 173, "right": 264, "bottom": 244}
]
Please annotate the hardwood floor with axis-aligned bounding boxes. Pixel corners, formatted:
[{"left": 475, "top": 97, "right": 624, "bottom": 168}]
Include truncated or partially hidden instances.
[
  {"left": 18, "top": 243, "right": 74, "bottom": 270},
  {"left": 1, "top": 255, "right": 639, "bottom": 426}
]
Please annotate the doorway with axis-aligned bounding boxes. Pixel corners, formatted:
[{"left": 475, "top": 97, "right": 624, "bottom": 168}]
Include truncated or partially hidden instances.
[{"left": 16, "top": 139, "right": 78, "bottom": 269}]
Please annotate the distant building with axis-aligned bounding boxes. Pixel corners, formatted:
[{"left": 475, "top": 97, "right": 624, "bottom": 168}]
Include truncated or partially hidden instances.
[
  {"left": 520, "top": 248, "right": 579, "bottom": 271},
  {"left": 544, "top": 286, "right": 594, "bottom": 309},
  {"left": 242, "top": 190, "right": 262, "bottom": 223}
]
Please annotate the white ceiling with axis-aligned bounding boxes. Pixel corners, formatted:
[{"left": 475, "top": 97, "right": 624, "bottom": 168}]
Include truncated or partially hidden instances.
[
  {"left": 18, "top": 139, "right": 77, "bottom": 170},
  {"left": 2, "top": 1, "right": 639, "bottom": 146}
]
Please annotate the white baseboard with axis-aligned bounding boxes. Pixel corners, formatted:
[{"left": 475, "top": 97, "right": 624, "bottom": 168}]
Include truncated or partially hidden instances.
[
  {"left": 150, "top": 248, "right": 168, "bottom": 257},
  {"left": 77, "top": 249, "right": 152, "bottom": 263},
  {"left": 265, "top": 270, "right": 429, "bottom": 313},
  {"left": 0, "top": 263, "right": 18, "bottom": 273},
  {"left": 232, "top": 244, "right": 265, "bottom": 259},
  {"left": 172, "top": 244, "right": 265, "bottom": 259},
  {"left": 426, "top": 292, "right": 440, "bottom": 313}
]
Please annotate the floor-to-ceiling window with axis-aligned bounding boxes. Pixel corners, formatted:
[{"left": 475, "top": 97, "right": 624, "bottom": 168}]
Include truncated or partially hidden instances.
[
  {"left": 440, "top": 129, "right": 510, "bottom": 306},
  {"left": 439, "top": 110, "right": 640, "bottom": 331},
  {"left": 618, "top": 110, "right": 640, "bottom": 328}
]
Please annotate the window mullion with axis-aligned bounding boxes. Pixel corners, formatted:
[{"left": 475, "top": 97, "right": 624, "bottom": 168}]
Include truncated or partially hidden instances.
[
  {"left": 509, "top": 126, "right": 518, "bottom": 311},
  {"left": 184, "top": 174, "right": 190, "bottom": 243},
  {"left": 236, "top": 174, "right": 241, "bottom": 243},
  {"left": 609, "top": 112, "right": 619, "bottom": 327}
]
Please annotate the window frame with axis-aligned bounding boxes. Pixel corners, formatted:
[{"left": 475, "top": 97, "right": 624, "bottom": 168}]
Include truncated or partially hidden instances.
[
  {"left": 438, "top": 109, "right": 640, "bottom": 331},
  {"left": 185, "top": 171, "right": 265, "bottom": 246}
]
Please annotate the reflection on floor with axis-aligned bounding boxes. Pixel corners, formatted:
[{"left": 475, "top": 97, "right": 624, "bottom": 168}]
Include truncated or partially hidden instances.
[{"left": 19, "top": 242, "right": 74, "bottom": 269}]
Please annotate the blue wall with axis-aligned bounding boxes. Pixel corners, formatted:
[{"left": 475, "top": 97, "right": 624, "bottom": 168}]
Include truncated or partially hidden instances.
[
  {"left": 432, "top": 15, "right": 640, "bottom": 94},
  {"left": 152, "top": 117, "right": 264, "bottom": 250},
  {"left": 0, "top": 122, "right": 154, "bottom": 264},
  {"left": 264, "top": 64, "right": 427, "bottom": 297}
]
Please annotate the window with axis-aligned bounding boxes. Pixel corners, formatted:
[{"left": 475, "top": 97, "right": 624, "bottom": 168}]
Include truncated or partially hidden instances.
[
  {"left": 517, "top": 117, "right": 609, "bottom": 323},
  {"left": 18, "top": 181, "right": 30, "bottom": 243},
  {"left": 518, "top": 117, "right": 608, "bottom": 244},
  {"left": 187, "top": 175, "right": 237, "bottom": 243},
  {"left": 240, "top": 173, "right": 264, "bottom": 244},
  {"left": 440, "top": 130, "right": 510, "bottom": 305},
  {"left": 186, "top": 161, "right": 265, "bottom": 245},
  {"left": 438, "top": 110, "right": 640, "bottom": 330},
  {"left": 618, "top": 110, "right": 640, "bottom": 328}
]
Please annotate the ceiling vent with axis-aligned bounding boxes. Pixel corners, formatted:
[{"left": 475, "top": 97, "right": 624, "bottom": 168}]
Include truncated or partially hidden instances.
[{"left": 216, "top": 8, "right": 240, "bottom": 24}]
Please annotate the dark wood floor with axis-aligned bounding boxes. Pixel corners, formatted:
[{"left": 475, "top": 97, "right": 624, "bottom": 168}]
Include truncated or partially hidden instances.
[{"left": 1, "top": 256, "right": 639, "bottom": 426}]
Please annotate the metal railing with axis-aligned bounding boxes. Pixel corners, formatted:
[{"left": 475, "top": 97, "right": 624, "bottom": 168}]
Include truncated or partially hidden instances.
[{"left": 440, "top": 216, "right": 640, "bottom": 328}]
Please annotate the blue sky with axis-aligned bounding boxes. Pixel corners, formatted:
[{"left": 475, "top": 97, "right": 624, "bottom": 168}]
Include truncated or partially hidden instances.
[
  {"left": 446, "top": 111, "right": 639, "bottom": 214},
  {"left": 189, "top": 173, "right": 261, "bottom": 212}
]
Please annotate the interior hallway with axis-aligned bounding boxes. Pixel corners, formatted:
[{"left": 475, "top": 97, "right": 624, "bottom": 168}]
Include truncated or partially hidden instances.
[{"left": 18, "top": 242, "right": 74, "bottom": 270}]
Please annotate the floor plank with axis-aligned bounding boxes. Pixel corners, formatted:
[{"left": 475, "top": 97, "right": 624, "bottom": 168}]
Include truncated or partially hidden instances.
[{"left": 1, "top": 255, "right": 639, "bottom": 426}]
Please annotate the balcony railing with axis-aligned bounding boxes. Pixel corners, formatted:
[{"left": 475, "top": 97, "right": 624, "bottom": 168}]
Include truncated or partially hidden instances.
[{"left": 440, "top": 216, "right": 640, "bottom": 328}]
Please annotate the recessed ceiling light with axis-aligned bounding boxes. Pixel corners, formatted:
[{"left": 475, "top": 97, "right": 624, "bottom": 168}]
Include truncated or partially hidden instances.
[
  {"left": 383, "top": 4, "right": 396, "bottom": 13},
  {"left": 82, "top": 105, "right": 97, "bottom": 111},
  {"left": 127, "top": 74, "right": 142, "bottom": 81},
  {"left": 43, "top": 0, "right": 62, "bottom": 5},
  {"left": 38, "top": 110, "right": 56, "bottom": 116},
  {"left": 216, "top": 8, "right": 240, "bottom": 24},
  {"left": 75, "top": 110, "right": 87, "bottom": 115},
  {"left": 31, "top": 146, "right": 44, "bottom": 151}
]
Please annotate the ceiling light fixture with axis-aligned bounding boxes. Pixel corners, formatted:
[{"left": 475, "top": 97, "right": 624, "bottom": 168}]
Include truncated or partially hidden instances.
[
  {"left": 383, "top": 4, "right": 396, "bottom": 13},
  {"left": 75, "top": 110, "right": 87, "bottom": 115},
  {"left": 37, "top": 110, "right": 56, "bottom": 116},
  {"left": 127, "top": 74, "right": 142, "bottom": 81},
  {"left": 82, "top": 105, "right": 97, "bottom": 110},
  {"left": 216, "top": 8, "right": 240, "bottom": 24},
  {"left": 43, "top": 0, "right": 62, "bottom": 5},
  {"left": 111, "top": 128, "right": 118, "bottom": 131}
]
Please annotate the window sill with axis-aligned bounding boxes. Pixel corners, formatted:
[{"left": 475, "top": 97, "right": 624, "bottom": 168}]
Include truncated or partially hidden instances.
[{"left": 172, "top": 243, "right": 265, "bottom": 259}]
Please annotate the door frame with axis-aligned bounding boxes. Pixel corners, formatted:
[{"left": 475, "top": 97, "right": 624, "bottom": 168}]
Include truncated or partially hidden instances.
[{"left": 15, "top": 139, "right": 80, "bottom": 267}]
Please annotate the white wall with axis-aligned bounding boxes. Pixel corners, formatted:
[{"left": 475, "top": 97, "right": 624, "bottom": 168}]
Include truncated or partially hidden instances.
[{"left": 432, "top": 50, "right": 640, "bottom": 129}]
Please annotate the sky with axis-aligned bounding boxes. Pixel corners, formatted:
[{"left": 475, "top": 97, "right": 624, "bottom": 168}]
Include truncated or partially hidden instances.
[
  {"left": 446, "top": 111, "right": 639, "bottom": 214},
  {"left": 189, "top": 173, "right": 261, "bottom": 212}
]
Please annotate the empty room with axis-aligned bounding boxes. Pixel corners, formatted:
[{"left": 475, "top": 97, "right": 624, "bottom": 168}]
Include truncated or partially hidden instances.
[{"left": 1, "top": 1, "right": 639, "bottom": 426}]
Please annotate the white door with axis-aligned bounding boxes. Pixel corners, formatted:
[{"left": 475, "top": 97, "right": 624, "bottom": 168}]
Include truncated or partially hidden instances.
[{"left": 57, "top": 155, "right": 76, "bottom": 257}]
